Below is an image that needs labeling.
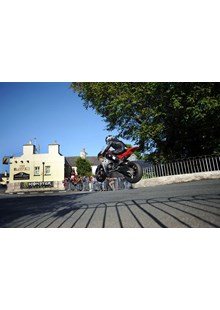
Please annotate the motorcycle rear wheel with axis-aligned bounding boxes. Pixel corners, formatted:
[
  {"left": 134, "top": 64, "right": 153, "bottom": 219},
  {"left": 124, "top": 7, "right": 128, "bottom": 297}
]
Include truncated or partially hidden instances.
[{"left": 124, "top": 161, "right": 143, "bottom": 183}]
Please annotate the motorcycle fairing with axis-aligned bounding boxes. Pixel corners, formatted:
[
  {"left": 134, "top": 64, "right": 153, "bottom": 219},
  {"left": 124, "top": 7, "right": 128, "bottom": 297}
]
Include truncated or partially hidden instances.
[{"left": 117, "top": 146, "right": 140, "bottom": 160}]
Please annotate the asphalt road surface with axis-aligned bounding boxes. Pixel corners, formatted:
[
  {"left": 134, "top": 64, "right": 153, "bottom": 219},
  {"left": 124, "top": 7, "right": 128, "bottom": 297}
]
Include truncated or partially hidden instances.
[{"left": 0, "top": 179, "right": 219, "bottom": 228}]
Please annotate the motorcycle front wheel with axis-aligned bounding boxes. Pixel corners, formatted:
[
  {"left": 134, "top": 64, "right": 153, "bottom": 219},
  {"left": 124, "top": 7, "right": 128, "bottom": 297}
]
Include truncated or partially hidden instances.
[
  {"left": 124, "top": 161, "right": 143, "bottom": 183},
  {"left": 95, "top": 165, "right": 107, "bottom": 182}
]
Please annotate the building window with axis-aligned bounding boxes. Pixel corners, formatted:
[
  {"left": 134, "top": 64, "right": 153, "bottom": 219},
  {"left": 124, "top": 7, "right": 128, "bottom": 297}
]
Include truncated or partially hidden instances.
[
  {"left": 45, "top": 166, "right": 51, "bottom": 175},
  {"left": 34, "top": 166, "right": 40, "bottom": 176}
]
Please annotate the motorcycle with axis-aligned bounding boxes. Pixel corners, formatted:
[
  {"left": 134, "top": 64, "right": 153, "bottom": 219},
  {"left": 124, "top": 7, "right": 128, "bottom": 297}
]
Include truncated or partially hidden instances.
[{"left": 95, "top": 146, "right": 143, "bottom": 183}]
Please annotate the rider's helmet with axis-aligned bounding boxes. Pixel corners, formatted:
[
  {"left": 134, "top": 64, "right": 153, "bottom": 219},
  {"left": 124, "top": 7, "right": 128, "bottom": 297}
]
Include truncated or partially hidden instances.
[{"left": 105, "top": 135, "right": 114, "bottom": 144}]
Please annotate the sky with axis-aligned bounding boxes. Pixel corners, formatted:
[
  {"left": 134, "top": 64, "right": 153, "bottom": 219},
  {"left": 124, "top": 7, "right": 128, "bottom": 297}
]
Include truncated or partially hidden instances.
[{"left": 0, "top": 82, "right": 133, "bottom": 173}]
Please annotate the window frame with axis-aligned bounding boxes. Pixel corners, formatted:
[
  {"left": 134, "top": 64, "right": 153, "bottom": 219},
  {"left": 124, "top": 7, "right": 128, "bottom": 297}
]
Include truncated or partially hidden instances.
[
  {"left": 34, "top": 166, "right": 40, "bottom": 176},
  {"left": 45, "top": 165, "right": 51, "bottom": 175}
]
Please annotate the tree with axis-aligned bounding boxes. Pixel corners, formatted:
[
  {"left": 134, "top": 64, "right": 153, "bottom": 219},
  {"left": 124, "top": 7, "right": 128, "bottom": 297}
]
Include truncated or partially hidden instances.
[
  {"left": 70, "top": 82, "right": 220, "bottom": 162},
  {"left": 75, "top": 157, "right": 92, "bottom": 177}
]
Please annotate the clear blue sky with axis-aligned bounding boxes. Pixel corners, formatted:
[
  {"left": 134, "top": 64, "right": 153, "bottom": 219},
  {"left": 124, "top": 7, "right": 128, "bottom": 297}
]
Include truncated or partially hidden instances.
[{"left": 0, "top": 82, "right": 132, "bottom": 173}]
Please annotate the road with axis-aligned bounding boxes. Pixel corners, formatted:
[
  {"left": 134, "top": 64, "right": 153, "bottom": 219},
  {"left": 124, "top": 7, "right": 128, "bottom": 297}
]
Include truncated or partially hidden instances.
[{"left": 0, "top": 179, "right": 219, "bottom": 228}]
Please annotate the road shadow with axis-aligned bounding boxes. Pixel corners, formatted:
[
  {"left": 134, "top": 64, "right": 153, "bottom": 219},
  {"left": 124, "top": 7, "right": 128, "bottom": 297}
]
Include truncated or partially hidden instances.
[
  {"left": 66, "top": 193, "right": 220, "bottom": 228},
  {"left": 0, "top": 192, "right": 219, "bottom": 228},
  {"left": 0, "top": 193, "right": 87, "bottom": 228}
]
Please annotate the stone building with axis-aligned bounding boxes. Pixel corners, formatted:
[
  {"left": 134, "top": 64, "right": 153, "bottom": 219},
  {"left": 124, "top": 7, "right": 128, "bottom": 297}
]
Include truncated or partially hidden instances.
[{"left": 65, "top": 148, "right": 99, "bottom": 177}]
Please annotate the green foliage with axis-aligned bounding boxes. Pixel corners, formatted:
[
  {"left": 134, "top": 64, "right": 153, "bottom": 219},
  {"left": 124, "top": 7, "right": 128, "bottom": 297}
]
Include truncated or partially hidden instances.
[
  {"left": 75, "top": 157, "right": 92, "bottom": 177},
  {"left": 71, "top": 82, "right": 220, "bottom": 162}
]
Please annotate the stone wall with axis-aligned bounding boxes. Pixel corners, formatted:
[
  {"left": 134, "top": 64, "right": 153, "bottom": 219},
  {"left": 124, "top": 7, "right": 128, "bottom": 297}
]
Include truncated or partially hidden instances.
[{"left": 132, "top": 171, "right": 220, "bottom": 188}]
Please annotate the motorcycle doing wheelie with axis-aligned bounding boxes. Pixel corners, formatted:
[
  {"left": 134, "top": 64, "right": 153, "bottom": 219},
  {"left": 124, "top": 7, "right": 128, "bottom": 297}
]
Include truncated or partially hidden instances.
[{"left": 95, "top": 146, "right": 143, "bottom": 183}]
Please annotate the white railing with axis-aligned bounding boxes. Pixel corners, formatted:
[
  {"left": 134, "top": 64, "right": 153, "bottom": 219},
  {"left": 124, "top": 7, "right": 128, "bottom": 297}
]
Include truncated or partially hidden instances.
[{"left": 143, "top": 155, "right": 220, "bottom": 179}]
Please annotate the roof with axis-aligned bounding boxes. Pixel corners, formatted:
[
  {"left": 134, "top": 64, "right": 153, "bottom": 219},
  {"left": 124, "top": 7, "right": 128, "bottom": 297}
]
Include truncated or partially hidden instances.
[
  {"left": 65, "top": 156, "right": 100, "bottom": 167},
  {"left": 65, "top": 157, "right": 151, "bottom": 168}
]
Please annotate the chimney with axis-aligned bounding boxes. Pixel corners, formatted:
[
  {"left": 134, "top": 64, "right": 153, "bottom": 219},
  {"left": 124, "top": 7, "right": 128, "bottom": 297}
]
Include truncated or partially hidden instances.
[
  {"left": 23, "top": 143, "right": 36, "bottom": 155},
  {"left": 80, "top": 148, "right": 87, "bottom": 159},
  {"left": 49, "top": 143, "right": 60, "bottom": 155}
]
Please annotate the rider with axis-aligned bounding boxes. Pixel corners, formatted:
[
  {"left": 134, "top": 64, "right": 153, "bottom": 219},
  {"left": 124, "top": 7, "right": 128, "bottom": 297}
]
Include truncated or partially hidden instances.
[{"left": 102, "top": 135, "right": 127, "bottom": 165}]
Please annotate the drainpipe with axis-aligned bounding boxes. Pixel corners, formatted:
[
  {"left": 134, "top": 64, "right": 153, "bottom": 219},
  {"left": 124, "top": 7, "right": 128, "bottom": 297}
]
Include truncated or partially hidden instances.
[{"left": 42, "top": 162, "right": 45, "bottom": 182}]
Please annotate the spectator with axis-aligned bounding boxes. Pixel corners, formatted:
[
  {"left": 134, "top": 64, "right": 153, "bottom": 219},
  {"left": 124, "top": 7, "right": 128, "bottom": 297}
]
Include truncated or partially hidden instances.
[
  {"left": 89, "top": 175, "right": 94, "bottom": 192},
  {"left": 82, "top": 176, "right": 89, "bottom": 191},
  {"left": 108, "top": 177, "right": 116, "bottom": 191},
  {"left": 77, "top": 177, "right": 83, "bottom": 191}
]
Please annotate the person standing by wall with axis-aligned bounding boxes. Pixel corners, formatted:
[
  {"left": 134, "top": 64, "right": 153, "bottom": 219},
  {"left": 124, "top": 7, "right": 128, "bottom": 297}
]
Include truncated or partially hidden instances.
[{"left": 89, "top": 175, "right": 94, "bottom": 192}]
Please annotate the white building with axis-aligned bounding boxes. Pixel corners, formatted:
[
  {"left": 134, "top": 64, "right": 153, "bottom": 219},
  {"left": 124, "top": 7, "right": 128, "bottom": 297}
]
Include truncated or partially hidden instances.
[
  {"left": 6, "top": 142, "right": 65, "bottom": 193},
  {"left": 0, "top": 171, "right": 9, "bottom": 187}
]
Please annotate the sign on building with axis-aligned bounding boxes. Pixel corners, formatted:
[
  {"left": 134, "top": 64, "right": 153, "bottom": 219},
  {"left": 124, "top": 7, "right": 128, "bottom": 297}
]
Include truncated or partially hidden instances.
[
  {"left": 2, "top": 157, "right": 9, "bottom": 164},
  {"left": 20, "top": 181, "right": 54, "bottom": 189},
  {"left": 14, "top": 172, "right": 30, "bottom": 180}
]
